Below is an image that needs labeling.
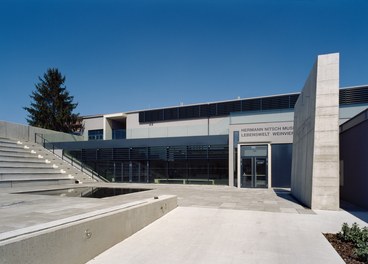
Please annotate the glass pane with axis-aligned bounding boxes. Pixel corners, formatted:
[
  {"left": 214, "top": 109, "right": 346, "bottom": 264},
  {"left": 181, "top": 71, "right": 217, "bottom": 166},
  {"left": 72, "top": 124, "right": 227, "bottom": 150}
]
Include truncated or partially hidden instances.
[
  {"left": 239, "top": 145, "right": 268, "bottom": 188},
  {"left": 241, "top": 145, "right": 267, "bottom": 157},
  {"left": 241, "top": 158, "right": 252, "bottom": 188},
  {"left": 255, "top": 158, "right": 267, "bottom": 188},
  {"left": 243, "top": 158, "right": 252, "bottom": 175},
  {"left": 256, "top": 158, "right": 266, "bottom": 176}
]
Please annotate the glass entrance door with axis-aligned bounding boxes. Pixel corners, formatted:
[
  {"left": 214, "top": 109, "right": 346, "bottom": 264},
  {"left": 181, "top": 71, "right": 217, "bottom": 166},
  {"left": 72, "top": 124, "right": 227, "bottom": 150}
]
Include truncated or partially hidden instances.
[
  {"left": 241, "top": 157, "right": 253, "bottom": 187},
  {"left": 254, "top": 157, "right": 267, "bottom": 188},
  {"left": 240, "top": 145, "right": 268, "bottom": 188}
]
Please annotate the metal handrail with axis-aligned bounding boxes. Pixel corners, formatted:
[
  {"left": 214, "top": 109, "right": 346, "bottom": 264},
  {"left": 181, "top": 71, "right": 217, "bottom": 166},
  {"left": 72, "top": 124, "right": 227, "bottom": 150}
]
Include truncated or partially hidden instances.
[{"left": 34, "top": 133, "right": 109, "bottom": 182}]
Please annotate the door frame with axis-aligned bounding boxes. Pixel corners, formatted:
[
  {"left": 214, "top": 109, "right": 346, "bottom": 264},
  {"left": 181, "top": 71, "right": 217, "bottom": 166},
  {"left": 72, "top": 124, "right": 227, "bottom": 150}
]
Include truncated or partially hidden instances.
[{"left": 237, "top": 143, "right": 272, "bottom": 189}]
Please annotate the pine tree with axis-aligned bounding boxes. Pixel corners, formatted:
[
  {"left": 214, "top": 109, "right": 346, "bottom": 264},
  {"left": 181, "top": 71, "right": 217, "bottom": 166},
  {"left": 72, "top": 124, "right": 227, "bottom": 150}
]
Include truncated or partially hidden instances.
[{"left": 24, "top": 68, "right": 83, "bottom": 133}]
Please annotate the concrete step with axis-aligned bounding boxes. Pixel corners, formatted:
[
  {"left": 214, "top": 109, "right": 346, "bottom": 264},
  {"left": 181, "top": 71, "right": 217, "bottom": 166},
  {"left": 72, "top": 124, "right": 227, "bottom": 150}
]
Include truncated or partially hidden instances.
[
  {"left": 0, "top": 167, "right": 64, "bottom": 174},
  {"left": 0, "top": 146, "right": 36, "bottom": 154},
  {"left": 0, "top": 178, "right": 76, "bottom": 188},
  {"left": 0, "top": 138, "right": 22, "bottom": 144},
  {"left": 0, "top": 141, "right": 22, "bottom": 148},
  {"left": 0, "top": 173, "right": 73, "bottom": 180},
  {"left": 0, "top": 141, "right": 36, "bottom": 148},
  {"left": 0, "top": 161, "right": 55, "bottom": 168},
  {"left": 0, "top": 155, "right": 45, "bottom": 162},
  {"left": 0, "top": 143, "right": 34, "bottom": 149},
  {"left": 43, "top": 162, "right": 97, "bottom": 183},
  {"left": 0, "top": 137, "right": 100, "bottom": 185},
  {"left": 0, "top": 150, "right": 40, "bottom": 158},
  {"left": 0, "top": 139, "right": 42, "bottom": 152},
  {"left": 0, "top": 151, "right": 93, "bottom": 183}
]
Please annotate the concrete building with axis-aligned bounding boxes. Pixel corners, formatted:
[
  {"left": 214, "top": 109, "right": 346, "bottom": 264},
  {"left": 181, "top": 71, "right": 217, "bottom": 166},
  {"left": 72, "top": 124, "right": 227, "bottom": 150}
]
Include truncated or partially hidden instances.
[{"left": 53, "top": 54, "right": 367, "bottom": 210}]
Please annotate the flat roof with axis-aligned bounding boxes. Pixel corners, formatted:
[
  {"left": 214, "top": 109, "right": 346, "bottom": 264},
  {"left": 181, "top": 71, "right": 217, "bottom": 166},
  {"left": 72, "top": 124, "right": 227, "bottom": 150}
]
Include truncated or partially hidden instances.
[{"left": 81, "top": 84, "right": 368, "bottom": 118}]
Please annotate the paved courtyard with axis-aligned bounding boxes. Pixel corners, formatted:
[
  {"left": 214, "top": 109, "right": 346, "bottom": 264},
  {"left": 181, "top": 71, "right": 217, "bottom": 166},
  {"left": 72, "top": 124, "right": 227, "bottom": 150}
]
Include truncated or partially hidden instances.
[
  {"left": 1, "top": 183, "right": 368, "bottom": 263},
  {"left": 0, "top": 183, "right": 310, "bottom": 234}
]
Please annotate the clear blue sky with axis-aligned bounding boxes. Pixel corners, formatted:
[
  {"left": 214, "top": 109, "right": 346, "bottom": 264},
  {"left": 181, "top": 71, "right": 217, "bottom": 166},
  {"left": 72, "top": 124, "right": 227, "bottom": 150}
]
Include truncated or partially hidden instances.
[{"left": 1, "top": 0, "right": 367, "bottom": 124}]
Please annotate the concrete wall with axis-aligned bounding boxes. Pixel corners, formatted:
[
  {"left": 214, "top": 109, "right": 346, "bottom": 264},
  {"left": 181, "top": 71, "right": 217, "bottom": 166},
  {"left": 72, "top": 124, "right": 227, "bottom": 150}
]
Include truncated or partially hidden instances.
[
  {"left": 291, "top": 53, "right": 340, "bottom": 210},
  {"left": 0, "top": 121, "right": 83, "bottom": 143},
  {"left": 0, "top": 195, "right": 177, "bottom": 264}
]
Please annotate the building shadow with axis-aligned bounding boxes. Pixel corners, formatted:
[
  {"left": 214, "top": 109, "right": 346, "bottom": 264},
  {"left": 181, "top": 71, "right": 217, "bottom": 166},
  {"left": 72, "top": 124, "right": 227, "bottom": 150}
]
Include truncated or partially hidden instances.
[
  {"left": 340, "top": 200, "right": 368, "bottom": 223},
  {"left": 272, "top": 188, "right": 308, "bottom": 207}
]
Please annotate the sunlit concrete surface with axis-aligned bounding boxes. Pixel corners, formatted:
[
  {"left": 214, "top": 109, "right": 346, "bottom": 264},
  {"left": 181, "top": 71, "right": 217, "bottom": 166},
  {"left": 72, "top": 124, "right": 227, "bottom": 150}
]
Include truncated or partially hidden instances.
[
  {"left": 88, "top": 204, "right": 367, "bottom": 264},
  {"left": 0, "top": 183, "right": 310, "bottom": 234},
  {"left": 1, "top": 183, "right": 367, "bottom": 263}
]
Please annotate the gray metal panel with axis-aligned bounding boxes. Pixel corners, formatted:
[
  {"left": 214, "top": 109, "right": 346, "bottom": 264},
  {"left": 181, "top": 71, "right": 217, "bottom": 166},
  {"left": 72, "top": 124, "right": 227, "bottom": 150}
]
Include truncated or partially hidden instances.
[
  {"left": 271, "top": 144, "right": 292, "bottom": 188},
  {"left": 340, "top": 107, "right": 368, "bottom": 133},
  {"left": 54, "top": 135, "right": 228, "bottom": 150},
  {"left": 340, "top": 118, "right": 368, "bottom": 209}
]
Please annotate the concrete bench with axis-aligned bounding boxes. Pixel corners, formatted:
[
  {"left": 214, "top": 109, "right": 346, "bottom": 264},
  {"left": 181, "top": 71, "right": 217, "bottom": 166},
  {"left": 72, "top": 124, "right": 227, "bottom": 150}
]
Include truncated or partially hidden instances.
[
  {"left": 154, "top": 178, "right": 186, "bottom": 184},
  {"left": 154, "top": 178, "right": 215, "bottom": 185},
  {"left": 185, "top": 179, "right": 215, "bottom": 185}
]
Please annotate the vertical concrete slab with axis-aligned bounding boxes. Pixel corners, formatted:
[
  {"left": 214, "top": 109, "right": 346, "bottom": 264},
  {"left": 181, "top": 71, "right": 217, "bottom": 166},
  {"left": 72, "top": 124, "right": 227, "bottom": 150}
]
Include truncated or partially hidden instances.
[{"left": 291, "top": 53, "right": 339, "bottom": 210}]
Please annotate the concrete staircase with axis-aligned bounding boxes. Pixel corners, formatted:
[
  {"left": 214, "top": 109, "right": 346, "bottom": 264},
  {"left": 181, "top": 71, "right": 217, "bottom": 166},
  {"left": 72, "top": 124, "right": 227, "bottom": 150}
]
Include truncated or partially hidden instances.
[{"left": 0, "top": 137, "right": 98, "bottom": 187}]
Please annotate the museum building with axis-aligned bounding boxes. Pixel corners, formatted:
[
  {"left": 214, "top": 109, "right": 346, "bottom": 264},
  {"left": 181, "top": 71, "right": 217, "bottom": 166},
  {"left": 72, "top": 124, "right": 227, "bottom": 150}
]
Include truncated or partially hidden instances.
[{"left": 54, "top": 83, "right": 368, "bottom": 189}]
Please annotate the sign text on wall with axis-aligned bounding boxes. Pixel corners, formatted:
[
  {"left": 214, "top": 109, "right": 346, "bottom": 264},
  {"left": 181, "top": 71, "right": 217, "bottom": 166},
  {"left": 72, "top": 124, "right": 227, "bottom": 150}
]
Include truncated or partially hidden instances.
[
  {"left": 237, "top": 122, "right": 294, "bottom": 143},
  {"left": 240, "top": 125, "right": 293, "bottom": 138}
]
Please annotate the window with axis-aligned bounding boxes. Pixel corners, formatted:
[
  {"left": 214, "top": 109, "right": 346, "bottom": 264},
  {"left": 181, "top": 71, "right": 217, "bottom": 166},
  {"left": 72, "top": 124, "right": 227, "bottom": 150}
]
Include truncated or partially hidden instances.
[
  {"left": 88, "top": 129, "right": 103, "bottom": 140},
  {"left": 68, "top": 143, "right": 229, "bottom": 184},
  {"left": 112, "top": 129, "right": 126, "bottom": 140}
]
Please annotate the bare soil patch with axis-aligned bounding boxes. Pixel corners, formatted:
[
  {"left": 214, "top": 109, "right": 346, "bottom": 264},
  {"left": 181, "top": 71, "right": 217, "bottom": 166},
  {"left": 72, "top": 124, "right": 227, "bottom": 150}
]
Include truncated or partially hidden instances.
[{"left": 324, "top": 233, "right": 365, "bottom": 264}]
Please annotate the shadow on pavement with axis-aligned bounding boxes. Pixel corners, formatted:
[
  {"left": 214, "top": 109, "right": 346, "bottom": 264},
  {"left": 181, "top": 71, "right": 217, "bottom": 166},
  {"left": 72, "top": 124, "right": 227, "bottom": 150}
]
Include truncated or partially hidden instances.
[{"left": 340, "top": 200, "right": 368, "bottom": 223}]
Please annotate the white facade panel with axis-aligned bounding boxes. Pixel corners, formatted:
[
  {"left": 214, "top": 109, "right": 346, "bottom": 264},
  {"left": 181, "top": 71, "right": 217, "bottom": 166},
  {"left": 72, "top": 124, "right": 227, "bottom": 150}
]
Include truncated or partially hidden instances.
[
  {"left": 230, "top": 110, "right": 294, "bottom": 125},
  {"left": 83, "top": 117, "right": 103, "bottom": 140},
  {"left": 126, "top": 113, "right": 140, "bottom": 128},
  {"left": 126, "top": 113, "right": 230, "bottom": 139},
  {"left": 187, "top": 124, "right": 208, "bottom": 136},
  {"left": 238, "top": 122, "right": 294, "bottom": 144},
  {"left": 129, "top": 128, "right": 150, "bottom": 139},
  {"left": 339, "top": 105, "right": 368, "bottom": 124},
  {"left": 209, "top": 117, "right": 229, "bottom": 135}
]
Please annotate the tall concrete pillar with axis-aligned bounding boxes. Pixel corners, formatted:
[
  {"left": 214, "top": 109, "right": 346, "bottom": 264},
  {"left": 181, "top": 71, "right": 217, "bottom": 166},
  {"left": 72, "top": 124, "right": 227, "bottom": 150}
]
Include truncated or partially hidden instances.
[{"left": 291, "top": 53, "right": 340, "bottom": 210}]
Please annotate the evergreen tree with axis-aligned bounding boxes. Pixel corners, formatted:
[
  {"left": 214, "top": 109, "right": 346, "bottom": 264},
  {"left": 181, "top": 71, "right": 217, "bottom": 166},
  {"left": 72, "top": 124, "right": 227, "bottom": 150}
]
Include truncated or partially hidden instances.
[{"left": 24, "top": 68, "right": 83, "bottom": 133}]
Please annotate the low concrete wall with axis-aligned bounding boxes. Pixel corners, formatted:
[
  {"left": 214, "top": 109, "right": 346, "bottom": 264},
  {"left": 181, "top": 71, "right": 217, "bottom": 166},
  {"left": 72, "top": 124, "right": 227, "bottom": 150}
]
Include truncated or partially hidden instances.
[
  {"left": 0, "top": 195, "right": 177, "bottom": 264},
  {"left": 0, "top": 121, "right": 83, "bottom": 142},
  {"left": 291, "top": 53, "right": 340, "bottom": 210}
]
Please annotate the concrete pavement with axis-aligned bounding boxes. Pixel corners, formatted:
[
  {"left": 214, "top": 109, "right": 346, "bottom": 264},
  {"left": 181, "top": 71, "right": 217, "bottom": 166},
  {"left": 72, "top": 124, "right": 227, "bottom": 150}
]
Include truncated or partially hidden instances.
[
  {"left": 88, "top": 206, "right": 367, "bottom": 264},
  {"left": 1, "top": 183, "right": 367, "bottom": 263},
  {"left": 0, "top": 183, "right": 311, "bottom": 234}
]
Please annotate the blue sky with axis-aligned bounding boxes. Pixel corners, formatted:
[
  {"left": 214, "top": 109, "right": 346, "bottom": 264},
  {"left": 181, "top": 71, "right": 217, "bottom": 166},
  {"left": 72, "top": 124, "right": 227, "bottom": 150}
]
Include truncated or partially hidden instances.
[{"left": 1, "top": 0, "right": 367, "bottom": 124}]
